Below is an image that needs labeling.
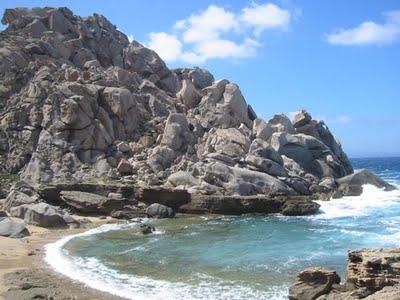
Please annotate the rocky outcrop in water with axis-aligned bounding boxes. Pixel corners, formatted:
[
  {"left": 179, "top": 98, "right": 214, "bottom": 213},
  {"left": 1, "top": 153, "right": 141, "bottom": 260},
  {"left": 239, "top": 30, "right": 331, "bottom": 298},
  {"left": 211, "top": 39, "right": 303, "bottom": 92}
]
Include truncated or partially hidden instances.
[
  {"left": 0, "top": 7, "right": 396, "bottom": 224},
  {"left": 290, "top": 248, "right": 400, "bottom": 300}
]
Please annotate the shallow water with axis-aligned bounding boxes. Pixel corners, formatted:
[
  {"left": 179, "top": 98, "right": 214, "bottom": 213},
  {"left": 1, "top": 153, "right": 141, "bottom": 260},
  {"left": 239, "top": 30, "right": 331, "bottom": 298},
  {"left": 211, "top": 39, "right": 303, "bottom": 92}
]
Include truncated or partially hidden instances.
[{"left": 46, "top": 157, "right": 400, "bottom": 300}]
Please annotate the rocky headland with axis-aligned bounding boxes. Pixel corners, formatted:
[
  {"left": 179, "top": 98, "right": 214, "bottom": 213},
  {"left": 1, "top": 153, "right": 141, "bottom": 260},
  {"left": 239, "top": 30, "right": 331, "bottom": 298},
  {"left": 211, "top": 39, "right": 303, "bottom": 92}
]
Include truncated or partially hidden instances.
[{"left": 0, "top": 6, "right": 398, "bottom": 300}]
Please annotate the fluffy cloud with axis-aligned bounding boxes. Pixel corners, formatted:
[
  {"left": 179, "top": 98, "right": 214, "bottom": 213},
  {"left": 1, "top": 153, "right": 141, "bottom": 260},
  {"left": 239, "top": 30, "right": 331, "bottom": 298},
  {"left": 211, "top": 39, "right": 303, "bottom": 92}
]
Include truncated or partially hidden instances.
[
  {"left": 326, "top": 10, "right": 400, "bottom": 46},
  {"left": 147, "top": 32, "right": 183, "bottom": 62},
  {"left": 241, "top": 3, "right": 291, "bottom": 35},
  {"left": 144, "top": 3, "right": 291, "bottom": 64}
]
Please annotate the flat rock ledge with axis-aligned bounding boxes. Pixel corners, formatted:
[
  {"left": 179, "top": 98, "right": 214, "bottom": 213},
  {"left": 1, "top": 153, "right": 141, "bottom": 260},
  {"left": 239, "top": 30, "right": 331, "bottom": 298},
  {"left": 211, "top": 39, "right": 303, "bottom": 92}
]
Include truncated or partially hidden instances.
[{"left": 289, "top": 248, "right": 400, "bottom": 300}]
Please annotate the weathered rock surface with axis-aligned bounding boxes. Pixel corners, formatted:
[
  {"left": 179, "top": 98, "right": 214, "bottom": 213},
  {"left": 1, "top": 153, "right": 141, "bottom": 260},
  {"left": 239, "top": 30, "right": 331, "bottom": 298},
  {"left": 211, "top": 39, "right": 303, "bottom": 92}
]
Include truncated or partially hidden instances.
[
  {"left": 146, "top": 203, "right": 174, "bottom": 218},
  {"left": 337, "top": 169, "right": 397, "bottom": 196},
  {"left": 281, "top": 199, "right": 320, "bottom": 216},
  {"left": 24, "top": 203, "right": 68, "bottom": 228},
  {"left": 60, "top": 190, "right": 131, "bottom": 214},
  {"left": 347, "top": 248, "right": 400, "bottom": 291},
  {"left": 137, "top": 187, "right": 190, "bottom": 209},
  {"left": 180, "top": 194, "right": 320, "bottom": 216},
  {"left": 289, "top": 268, "right": 341, "bottom": 300},
  {"left": 0, "top": 217, "right": 30, "bottom": 237}
]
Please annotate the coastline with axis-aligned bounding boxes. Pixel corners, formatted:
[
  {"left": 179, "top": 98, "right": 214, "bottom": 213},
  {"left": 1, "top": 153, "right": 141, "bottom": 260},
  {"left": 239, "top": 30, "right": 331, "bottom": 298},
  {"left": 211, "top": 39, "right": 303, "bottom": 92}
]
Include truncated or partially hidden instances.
[{"left": 0, "top": 216, "right": 124, "bottom": 300}]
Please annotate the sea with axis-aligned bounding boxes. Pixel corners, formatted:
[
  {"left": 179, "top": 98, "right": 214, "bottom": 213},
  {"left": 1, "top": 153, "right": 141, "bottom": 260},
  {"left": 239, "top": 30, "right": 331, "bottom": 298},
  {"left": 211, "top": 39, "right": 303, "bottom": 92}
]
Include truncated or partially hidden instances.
[{"left": 45, "top": 157, "right": 400, "bottom": 300}]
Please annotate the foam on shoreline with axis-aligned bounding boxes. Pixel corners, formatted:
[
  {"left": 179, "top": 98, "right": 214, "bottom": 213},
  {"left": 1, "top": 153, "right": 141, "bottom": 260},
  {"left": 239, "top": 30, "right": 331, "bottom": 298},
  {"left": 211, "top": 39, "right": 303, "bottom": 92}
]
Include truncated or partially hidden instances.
[{"left": 44, "top": 222, "right": 283, "bottom": 300}]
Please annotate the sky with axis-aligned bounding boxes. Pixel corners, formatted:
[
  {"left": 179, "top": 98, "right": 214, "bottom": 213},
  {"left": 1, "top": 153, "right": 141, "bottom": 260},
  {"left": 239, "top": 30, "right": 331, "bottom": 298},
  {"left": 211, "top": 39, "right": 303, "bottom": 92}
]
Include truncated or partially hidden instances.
[{"left": 1, "top": 0, "right": 399, "bottom": 158}]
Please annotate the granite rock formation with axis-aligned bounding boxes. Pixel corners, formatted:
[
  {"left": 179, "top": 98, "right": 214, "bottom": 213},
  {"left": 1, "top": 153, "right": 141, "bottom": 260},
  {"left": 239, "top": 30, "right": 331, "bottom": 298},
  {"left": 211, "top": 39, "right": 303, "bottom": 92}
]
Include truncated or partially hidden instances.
[{"left": 0, "top": 7, "right": 396, "bottom": 223}]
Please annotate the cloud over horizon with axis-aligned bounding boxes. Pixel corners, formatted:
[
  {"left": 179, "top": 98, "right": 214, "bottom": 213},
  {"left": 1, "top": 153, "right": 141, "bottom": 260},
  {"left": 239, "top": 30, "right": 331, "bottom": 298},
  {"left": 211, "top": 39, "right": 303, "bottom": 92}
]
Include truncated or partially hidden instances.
[
  {"left": 145, "top": 3, "right": 291, "bottom": 64},
  {"left": 326, "top": 10, "right": 400, "bottom": 46}
]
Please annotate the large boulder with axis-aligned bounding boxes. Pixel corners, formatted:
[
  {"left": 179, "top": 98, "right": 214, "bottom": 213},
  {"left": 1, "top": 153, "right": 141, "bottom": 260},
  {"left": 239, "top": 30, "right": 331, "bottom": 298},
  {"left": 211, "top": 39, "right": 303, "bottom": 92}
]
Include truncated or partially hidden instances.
[
  {"left": 23, "top": 203, "right": 68, "bottom": 228},
  {"left": 60, "top": 191, "right": 131, "bottom": 214},
  {"left": 292, "top": 109, "right": 312, "bottom": 128},
  {"left": 295, "top": 114, "right": 353, "bottom": 175},
  {"left": 337, "top": 169, "right": 397, "bottom": 196},
  {"left": 281, "top": 199, "right": 320, "bottom": 216},
  {"left": 193, "top": 161, "right": 294, "bottom": 196},
  {"left": 161, "top": 113, "right": 194, "bottom": 152},
  {"left": 245, "top": 155, "right": 288, "bottom": 177},
  {"left": 252, "top": 118, "right": 273, "bottom": 140},
  {"left": 196, "top": 81, "right": 252, "bottom": 129},
  {"left": 271, "top": 132, "right": 349, "bottom": 179},
  {"left": 289, "top": 268, "right": 341, "bottom": 300},
  {"left": 180, "top": 194, "right": 283, "bottom": 215},
  {"left": 137, "top": 187, "right": 190, "bottom": 209},
  {"left": 145, "top": 203, "right": 174, "bottom": 218},
  {"left": 268, "top": 114, "right": 295, "bottom": 134},
  {"left": 176, "top": 78, "right": 201, "bottom": 109},
  {"left": 0, "top": 217, "right": 30, "bottom": 238},
  {"left": 200, "top": 128, "right": 250, "bottom": 161},
  {"left": 174, "top": 67, "right": 214, "bottom": 89}
]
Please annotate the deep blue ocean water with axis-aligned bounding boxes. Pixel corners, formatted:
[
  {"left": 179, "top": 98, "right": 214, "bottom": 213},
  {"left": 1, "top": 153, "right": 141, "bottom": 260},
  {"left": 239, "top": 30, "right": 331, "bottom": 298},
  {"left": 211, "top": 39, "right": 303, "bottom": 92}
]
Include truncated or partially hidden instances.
[{"left": 46, "top": 157, "right": 400, "bottom": 300}]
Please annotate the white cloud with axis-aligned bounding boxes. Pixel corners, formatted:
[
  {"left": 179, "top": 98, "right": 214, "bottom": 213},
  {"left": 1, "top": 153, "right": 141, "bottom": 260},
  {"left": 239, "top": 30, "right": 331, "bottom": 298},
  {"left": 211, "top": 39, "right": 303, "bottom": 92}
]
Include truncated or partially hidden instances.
[
  {"left": 179, "top": 5, "right": 238, "bottom": 43},
  {"left": 144, "top": 3, "right": 291, "bottom": 64},
  {"left": 326, "top": 10, "right": 400, "bottom": 46},
  {"left": 241, "top": 3, "right": 291, "bottom": 35},
  {"left": 127, "top": 34, "right": 134, "bottom": 43},
  {"left": 147, "top": 32, "right": 183, "bottom": 62}
]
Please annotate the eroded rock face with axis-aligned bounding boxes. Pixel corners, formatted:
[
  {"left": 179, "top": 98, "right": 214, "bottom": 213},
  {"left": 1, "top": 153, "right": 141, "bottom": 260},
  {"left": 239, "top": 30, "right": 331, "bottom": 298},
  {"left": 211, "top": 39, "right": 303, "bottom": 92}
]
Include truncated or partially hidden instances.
[
  {"left": 347, "top": 249, "right": 400, "bottom": 291},
  {"left": 0, "top": 6, "right": 394, "bottom": 211},
  {"left": 289, "top": 268, "right": 341, "bottom": 300}
]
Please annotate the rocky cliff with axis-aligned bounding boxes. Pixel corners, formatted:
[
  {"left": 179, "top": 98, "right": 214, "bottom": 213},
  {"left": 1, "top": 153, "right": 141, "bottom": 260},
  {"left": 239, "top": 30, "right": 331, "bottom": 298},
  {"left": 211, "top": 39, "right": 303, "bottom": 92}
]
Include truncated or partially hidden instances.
[
  {"left": 289, "top": 248, "right": 400, "bottom": 300},
  {"left": 0, "top": 7, "right": 396, "bottom": 219}
]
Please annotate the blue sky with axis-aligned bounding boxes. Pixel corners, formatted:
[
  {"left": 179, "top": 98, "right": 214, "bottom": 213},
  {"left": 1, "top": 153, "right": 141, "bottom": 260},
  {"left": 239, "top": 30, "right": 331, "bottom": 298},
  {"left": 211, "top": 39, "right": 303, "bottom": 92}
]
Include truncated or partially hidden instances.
[{"left": 1, "top": 1, "right": 399, "bottom": 157}]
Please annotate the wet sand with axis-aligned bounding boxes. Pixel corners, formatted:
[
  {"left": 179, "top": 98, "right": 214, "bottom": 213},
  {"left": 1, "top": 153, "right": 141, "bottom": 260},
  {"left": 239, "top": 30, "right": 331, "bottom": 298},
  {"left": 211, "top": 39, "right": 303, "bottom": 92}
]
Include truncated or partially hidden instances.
[{"left": 0, "top": 216, "right": 124, "bottom": 300}]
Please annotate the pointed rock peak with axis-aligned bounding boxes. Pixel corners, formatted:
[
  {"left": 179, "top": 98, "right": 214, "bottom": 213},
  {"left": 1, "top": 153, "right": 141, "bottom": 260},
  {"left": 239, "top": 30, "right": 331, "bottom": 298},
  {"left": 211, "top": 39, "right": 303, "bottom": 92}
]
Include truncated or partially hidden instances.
[{"left": 293, "top": 109, "right": 312, "bottom": 128}]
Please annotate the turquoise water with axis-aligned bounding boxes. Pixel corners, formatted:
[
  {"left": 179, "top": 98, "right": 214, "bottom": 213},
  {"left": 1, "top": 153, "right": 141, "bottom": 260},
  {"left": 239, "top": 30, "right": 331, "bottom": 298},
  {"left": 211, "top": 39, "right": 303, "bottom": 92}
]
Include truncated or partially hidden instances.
[{"left": 49, "top": 157, "right": 400, "bottom": 300}]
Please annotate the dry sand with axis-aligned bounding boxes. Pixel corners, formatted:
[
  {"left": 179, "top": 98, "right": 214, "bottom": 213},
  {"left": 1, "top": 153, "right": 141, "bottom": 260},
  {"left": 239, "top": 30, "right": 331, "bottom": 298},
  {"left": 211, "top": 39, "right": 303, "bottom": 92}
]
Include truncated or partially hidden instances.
[{"left": 0, "top": 216, "right": 124, "bottom": 300}]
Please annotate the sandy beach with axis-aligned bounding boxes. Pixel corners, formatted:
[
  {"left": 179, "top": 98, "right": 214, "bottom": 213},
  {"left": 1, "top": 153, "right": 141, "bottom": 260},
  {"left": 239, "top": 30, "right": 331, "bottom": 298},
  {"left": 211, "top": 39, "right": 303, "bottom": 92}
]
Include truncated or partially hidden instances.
[{"left": 0, "top": 216, "right": 124, "bottom": 300}]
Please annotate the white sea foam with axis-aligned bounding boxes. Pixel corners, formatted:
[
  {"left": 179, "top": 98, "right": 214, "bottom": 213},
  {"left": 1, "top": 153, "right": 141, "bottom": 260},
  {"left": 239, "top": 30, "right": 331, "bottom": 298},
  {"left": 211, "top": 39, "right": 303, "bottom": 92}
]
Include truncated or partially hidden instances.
[
  {"left": 313, "top": 184, "right": 400, "bottom": 219},
  {"left": 45, "top": 223, "right": 284, "bottom": 300}
]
